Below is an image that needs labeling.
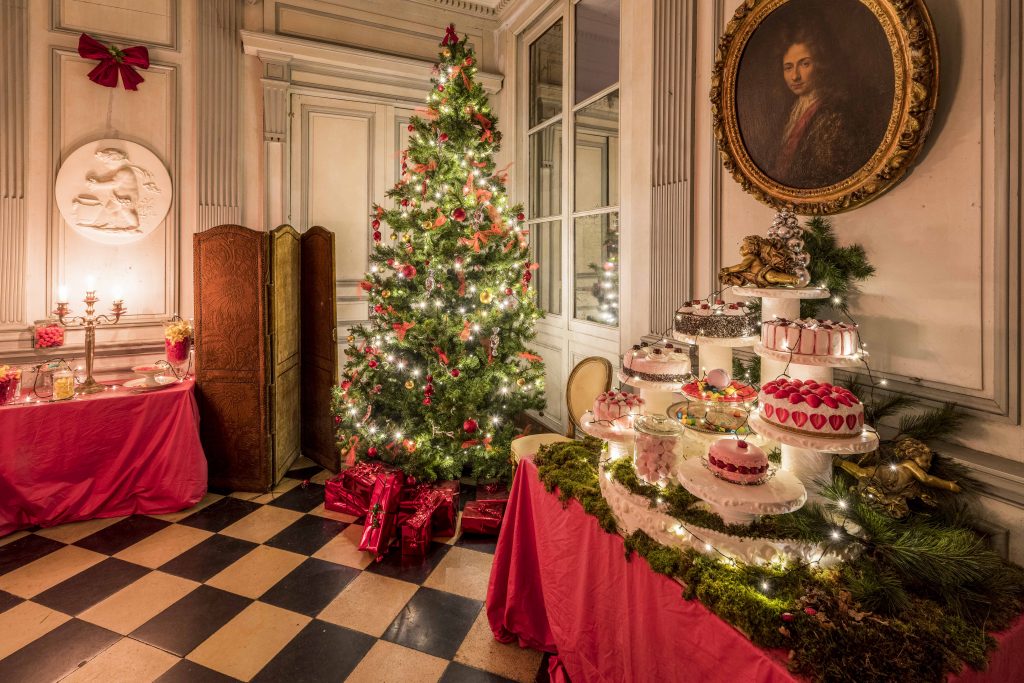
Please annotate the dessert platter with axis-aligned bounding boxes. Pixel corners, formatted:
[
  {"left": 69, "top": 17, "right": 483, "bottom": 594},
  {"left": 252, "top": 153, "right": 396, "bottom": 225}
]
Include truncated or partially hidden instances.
[
  {"left": 670, "top": 401, "right": 754, "bottom": 438},
  {"left": 680, "top": 373, "right": 757, "bottom": 405},
  {"left": 124, "top": 364, "right": 178, "bottom": 392}
]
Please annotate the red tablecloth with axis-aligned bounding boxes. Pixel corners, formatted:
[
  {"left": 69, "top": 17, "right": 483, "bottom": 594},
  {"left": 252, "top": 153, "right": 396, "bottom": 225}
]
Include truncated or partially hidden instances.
[
  {"left": 0, "top": 379, "right": 207, "bottom": 536},
  {"left": 487, "top": 457, "right": 1024, "bottom": 683}
]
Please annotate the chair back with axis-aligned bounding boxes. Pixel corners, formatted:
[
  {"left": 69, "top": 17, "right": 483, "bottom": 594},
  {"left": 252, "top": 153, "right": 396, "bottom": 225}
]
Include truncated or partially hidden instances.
[{"left": 565, "top": 356, "right": 614, "bottom": 437}]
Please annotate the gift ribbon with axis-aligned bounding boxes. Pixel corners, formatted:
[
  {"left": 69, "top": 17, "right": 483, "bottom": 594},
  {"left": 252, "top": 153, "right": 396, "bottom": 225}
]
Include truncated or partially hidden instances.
[
  {"left": 393, "top": 321, "right": 415, "bottom": 341},
  {"left": 78, "top": 33, "right": 149, "bottom": 91},
  {"left": 461, "top": 436, "right": 493, "bottom": 450},
  {"left": 458, "top": 226, "right": 503, "bottom": 252},
  {"left": 432, "top": 346, "right": 450, "bottom": 365},
  {"left": 457, "top": 271, "right": 467, "bottom": 296},
  {"left": 459, "top": 320, "right": 472, "bottom": 342},
  {"left": 342, "top": 435, "right": 359, "bottom": 467},
  {"left": 441, "top": 24, "right": 459, "bottom": 46},
  {"left": 519, "top": 351, "right": 543, "bottom": 363}
]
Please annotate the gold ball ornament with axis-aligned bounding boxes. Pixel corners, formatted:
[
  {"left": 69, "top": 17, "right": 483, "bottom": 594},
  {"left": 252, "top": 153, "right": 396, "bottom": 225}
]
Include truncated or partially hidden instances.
[
  {"left": 516, "top": 378, "right": 526, "bottom": 387},
  {"left": 479, "top": 290, "right": 492, "bottom": 304},
  {"left": 389, "top": 232, "right": 398, "bottom": 241},
  {"left": 347, "top": 335, "right": 355, "bottom": 344},
  {"left": 382, "top": 290, "right": 391, "bottom": 299},
  {"left": 403, "top": 233, "right": 412, "bottom": 242},
  {"left": 442, "top": 48, "right": 451, "bottom": 58},
  {"left": 405, "top": 380, "right": 415, "bottom": 390}
]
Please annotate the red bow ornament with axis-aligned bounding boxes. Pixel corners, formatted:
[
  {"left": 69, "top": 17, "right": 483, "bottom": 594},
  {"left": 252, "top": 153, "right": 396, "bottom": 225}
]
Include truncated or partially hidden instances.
[
  {"left": 78, "top": 34, "right": 149, "bottom": 91},
  {"left": 393, "top": 321, "right": 416, "bottom": 341},
  {"left": 441, "top": 24, "right": 460, "bottom": 46}
]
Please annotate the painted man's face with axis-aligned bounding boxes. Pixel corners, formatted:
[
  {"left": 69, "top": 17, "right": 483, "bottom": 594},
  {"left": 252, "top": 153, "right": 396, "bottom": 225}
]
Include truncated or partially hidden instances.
[{"left": 783, "top": 43, "right": 815, "bottom": 96}]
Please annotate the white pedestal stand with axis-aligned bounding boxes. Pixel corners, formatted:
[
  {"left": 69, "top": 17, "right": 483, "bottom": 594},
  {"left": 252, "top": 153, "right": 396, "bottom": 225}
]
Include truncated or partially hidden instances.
[
  {"left": 731, "top": 286, "right": 879, "bottom": 504},
  {"left": 675, "top": 457, "right": 806, "bottom": 524},
  {"left": 579, "top": 411, "right": 636, "bottom": 461},
  {"left": 672, "top": 331, "right": 759, "bottom": 379},
  {"left": 617, "top": 370, "right": 682, "bottom": 418}
]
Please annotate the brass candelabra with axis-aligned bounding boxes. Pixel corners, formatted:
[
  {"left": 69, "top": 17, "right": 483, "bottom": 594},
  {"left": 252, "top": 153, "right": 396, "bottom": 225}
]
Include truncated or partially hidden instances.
[{"left": 55, "top": 290, "right": 125, "bottom": 395}]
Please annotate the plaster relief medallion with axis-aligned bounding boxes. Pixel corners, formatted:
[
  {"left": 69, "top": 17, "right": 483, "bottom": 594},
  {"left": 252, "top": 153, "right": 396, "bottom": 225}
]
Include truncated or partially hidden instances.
[{"left": 55, "top": 138, "right": 172, "bottom": 244}]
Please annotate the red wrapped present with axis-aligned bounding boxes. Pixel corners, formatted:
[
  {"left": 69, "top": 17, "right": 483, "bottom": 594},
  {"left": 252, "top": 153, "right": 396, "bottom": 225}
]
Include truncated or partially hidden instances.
[
  {"left": 431, "top": 481, "right": 459, "bottom": 537},
  {"left": 359, "top": 471, "right": 404, "bottom": 559},
  {"left": 324, "top": 461, "right": 386, "bottom": 515},
  {"left": 476, "top": 482, "right": 509, "bottom": 502},
  {"left": 461, "top": 499, "right": 506, "bottom": 535},
  {"left": 401, "top": 489, "right": 445, "bottom": 557}
]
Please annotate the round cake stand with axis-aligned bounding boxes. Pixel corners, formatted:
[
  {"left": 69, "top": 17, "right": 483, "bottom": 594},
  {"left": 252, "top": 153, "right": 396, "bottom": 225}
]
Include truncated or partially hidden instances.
[
  {"left": 672, "top": 331, "right": 759, "bottom": 378},
  {"left": 580, "top": 411, "right": 636, "bottom": 460},
  {"left": 748, "top": 413, "right": 879, "bottom": 503},
  {"left": 617, "top": 370, "right": 684, "bottom": 416},
  {"left": 675, "top": 457, "right": 807, "bottom": 524}
]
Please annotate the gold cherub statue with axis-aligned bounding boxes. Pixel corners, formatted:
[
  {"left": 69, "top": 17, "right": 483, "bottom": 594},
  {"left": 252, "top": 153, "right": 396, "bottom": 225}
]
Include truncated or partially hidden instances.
[
  {"left": 834, "top": 438, "right": 962, "bottom": 518},
  {"left": 719, "top": 235, "right": 803, "bottom": 287}
]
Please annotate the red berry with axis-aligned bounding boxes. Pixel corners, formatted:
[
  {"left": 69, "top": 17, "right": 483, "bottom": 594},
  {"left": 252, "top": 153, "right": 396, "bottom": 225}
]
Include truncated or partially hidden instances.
[
  {"left": 505, "top": 288, "right": 513, "bottom": 296},
  {"left": 516, "top": 212, "right": 525, "bottom": 221},
  {"left": 407, "top": 124, "right": 414, "bottom": 132},
  {"left": 439, "top": 133, "right": 449, "bottom": 143}
]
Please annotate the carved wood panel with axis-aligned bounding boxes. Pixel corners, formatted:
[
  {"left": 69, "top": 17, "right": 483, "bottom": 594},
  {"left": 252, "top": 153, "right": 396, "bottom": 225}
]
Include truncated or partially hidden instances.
[
  {"left": 270, "top": 225, "right": 302, "bottom": 483},
  {"left": 194, "top": 224, "right": 269, "bottom": 491},
  {"left": 300, "top": 226, "right": 339, "bottom": 471}
]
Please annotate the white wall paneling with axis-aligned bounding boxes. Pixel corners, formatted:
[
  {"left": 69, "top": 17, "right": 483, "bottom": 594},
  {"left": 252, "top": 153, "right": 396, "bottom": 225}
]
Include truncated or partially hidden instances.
[
  {"left": 197, "top": 0, "right": 243, "bottom": 231},
  {"left": 51, "top": 0, "right": 178, "bottom": 49},
  {"left": 0, "top": 0, "right": 27, "bottom": 329}
]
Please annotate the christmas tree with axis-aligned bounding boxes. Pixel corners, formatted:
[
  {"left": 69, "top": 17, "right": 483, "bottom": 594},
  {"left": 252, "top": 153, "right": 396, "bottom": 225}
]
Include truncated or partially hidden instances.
[{"left": 332, "top": 25, "right": 546, "bottom": 483}]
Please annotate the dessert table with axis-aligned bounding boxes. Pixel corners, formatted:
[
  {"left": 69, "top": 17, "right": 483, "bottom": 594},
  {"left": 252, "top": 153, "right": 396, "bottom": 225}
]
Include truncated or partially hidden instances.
[
  {"left": 0, "top": 379, "right": 207, "bottom": 536},
  {"left": 486, "top": 454, "right": 1024, "bottom": 683}
]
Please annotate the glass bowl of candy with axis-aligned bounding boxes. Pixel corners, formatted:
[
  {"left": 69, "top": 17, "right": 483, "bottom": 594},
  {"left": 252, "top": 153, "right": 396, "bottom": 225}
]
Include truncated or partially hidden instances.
[
  {"left": 633, "top": 415, "right": 684, "bottom": 486},
  {"left": 33, "top": 319, "right": 65, "bottom": 349},
  {"left": 0, "top": 366, "right": 22, "bottom": 405},
  {"left": 164, "top": 318, "right": 193, "bottom": 371}
]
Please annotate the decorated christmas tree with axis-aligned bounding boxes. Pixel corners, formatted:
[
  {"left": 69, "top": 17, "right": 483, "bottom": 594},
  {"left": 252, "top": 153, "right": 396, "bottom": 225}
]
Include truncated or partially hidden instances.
[{"left": 332, "top": 25, "right": 546, "bottom": 483}]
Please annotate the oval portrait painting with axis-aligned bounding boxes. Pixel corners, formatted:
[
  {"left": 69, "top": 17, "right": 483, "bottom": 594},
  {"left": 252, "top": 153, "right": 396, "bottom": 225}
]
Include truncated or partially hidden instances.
[{"left": 711, "top": 0, "right": 938, "bottom": 214}]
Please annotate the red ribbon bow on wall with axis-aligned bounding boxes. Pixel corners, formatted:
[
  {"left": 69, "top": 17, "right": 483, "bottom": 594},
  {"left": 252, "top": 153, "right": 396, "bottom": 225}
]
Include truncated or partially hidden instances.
[{"left": 77, "top": 33, "right": 150, "bottom": 91}]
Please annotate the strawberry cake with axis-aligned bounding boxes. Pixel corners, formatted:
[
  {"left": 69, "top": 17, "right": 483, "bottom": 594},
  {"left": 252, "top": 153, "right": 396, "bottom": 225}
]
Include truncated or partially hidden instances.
[
  {"left": 758, "top": 378, "right": 864, "bottom": 437},
  {"left": 761, "top": 318, "right": 860, "bottom": 358},
  {"left": 707, "top": 439, "right": 770, "bottom": 485},
  {"left": 592, "top": 390, "right": 645, "bottom": 423},
  {"left": 623, "top": 343, "right": 691, "bottom": 383},
  {"left": 675, "top": 299, "right": 758, "bottom": 339}
]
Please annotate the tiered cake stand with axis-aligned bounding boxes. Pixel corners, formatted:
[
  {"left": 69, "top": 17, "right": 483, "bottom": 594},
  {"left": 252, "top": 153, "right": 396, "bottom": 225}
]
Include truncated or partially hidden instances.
[
  {"left": 579, "top": 410, "right": 636, "bottom": 461},
  {"left": 672, "top": 331, "right": 759, "bottom": 381},
  {"left": 616, "top": 369, "right": 683, "bottom": 417},
  {"left": 732, "top": 286, "right": 879, "bottom": 502}
]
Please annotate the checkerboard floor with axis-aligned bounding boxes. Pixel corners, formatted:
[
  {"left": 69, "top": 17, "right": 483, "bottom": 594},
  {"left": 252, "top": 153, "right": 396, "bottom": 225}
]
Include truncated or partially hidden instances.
[{"left": 0, "top": 458, "right": 552, "bottom": 683}]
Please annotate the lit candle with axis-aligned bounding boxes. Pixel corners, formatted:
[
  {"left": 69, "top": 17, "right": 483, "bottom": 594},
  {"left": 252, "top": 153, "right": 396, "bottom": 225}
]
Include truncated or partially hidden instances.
[
  {"left": 57, "top": 284, "right": 68, "bottom": 305},
  {"left": 85, "top": 275, "right": 96, "bottom": 292}
]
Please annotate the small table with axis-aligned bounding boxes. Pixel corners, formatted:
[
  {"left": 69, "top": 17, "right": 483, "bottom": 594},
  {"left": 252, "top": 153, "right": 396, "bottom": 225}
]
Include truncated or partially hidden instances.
[{"left": 0, "top": 379, "right": 207, "bottom": 536}]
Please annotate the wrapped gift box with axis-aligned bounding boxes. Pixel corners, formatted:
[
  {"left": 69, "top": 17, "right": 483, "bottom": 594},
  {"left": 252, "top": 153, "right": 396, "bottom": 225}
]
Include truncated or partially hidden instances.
[
  {"left": 324, "top": 461, "right": 386, "bottom": 515},
  {"left": 401, "top": 489, "right": 446, "bottom": 557},
  {"left": 359, "top": 471, "right": 404, "bottom": 559},
  {"left": 476, "top": 482, "right": 509, "bottom": 503},
  {"left": 461, "top": 499, "right": 506, "bottom": 535}
]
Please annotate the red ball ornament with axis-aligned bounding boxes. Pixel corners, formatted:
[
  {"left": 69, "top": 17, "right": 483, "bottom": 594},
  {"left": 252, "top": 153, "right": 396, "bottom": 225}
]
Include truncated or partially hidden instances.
[
  {"left": 407, "top": 124, "right": 414, "bottom": 132},
  {"left": 516, "top": 212, "right": 525, "bottom": 221},
  {"left": 368, "top": 359, "right": 378, "bottom": 368},
  {"left": 426, "top": 375, "right": 434, "bottom": 383},
  {"left": 373, "top": 231, "right": 382, "bottom": 242},
  {"left": 437, "top": 84, "right": 445, "bottom": 92},
  {"left": 367, "top": 446, "right": 379, "bottom": 457},
  {"left": 373, "top": 305, "right": 383, "bottom": 314},
  {"left": 386, "top": 258, "right": 395, "bottom": 267},
  {"left": 401, "top": 264, "right": 417, "bottom": 279},
  {"left": 424, "top": 384, "right": 434, "bottom": 396},
  {"left": 505, "top": 288, "right": 513, "bottom": 296},
  {"left": 450, "top": 368, "right": 461, "bottom": 378},
  {"left": 422, "top": 398, "right": 431, "bottom": 405},
  {"left": 452, "top": 207, "right": 466, "bottom": 221},
  {"left": 401, "top": 199, "right": 409, "bottom": 207},
  {"left": 463, "top": 418, "right": 478, "bottom": 433},
  {"left": 523, "top": 271, "right": 533, "bottom": 283},
  {"left": 439, "top": 133, "right": 449, "bottom": 143},
  {"left": 372, "top": 219, "right": 381, "bottom": 228}
]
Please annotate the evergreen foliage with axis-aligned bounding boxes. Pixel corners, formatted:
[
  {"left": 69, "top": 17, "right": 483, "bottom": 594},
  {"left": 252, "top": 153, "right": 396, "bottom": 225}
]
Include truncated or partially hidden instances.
[{"left": 332, "top": 28, "right": 545, "bottom": 482}]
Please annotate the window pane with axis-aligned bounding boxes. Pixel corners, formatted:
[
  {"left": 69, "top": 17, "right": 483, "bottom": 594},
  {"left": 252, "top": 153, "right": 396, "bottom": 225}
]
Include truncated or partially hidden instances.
[
  {"left": 574, "top": 91, "right": 619, "bottom": 211},
  {"left": 529, "top": 220, "right": 562, "bottom": 315},
  {"left": 530, "top": 20, "right": 563, "bottom": 127},
  {"left": 575, "top": 0, "right": 619, "bottom": 104},
  {"left": 573, "top": 212, "right": 619, "bottom": 326},
  {"left": 529, "top": 124, "right": 562, "bottom": 218}
]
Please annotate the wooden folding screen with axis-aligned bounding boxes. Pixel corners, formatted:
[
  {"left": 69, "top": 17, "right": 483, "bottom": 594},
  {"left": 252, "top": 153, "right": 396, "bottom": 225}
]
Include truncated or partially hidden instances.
[
  {"left": 194, "top": 224, "right": 338, "bottom": 491},
  {"left": 300, "top": 226, "right": 340, "bottom": 471}
]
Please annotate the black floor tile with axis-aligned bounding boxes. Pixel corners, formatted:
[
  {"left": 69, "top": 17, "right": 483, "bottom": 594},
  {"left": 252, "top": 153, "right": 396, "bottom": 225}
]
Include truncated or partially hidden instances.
[
  {"left": 0, "top": 590, "right": 22, "bottom": 614},
  {"left": 252, "top": 619, "right": 375, "bottom": 683},
  {"left": 0, "top": 618, "right": 119, "bottom": 683},
  {"left": 130, "top": 584, "right": 251, "bottom": 657},
  {"left": 382, "top": 586, "right": 482, "bottom": 659},
  {"left": 178, "top": 497, "right": 262, "bottom": 532},
  {"left": 264, "top": 515, "right": 347, "bottom": 556},
  {"left": 266, "top": 482, "right": 326, "bottom": 513},
  {"left": 259, "top": 557, "right": 359, "bottom": 617},
  {"left": 74, "top": 516, "right": 171, "bottom": 555},
  {"left": 454, "top": 533, "right": 498, "bottom": 555},
  {"left": 158, "top": 534, "right": 257, "bottom": 582},
  {"left": 33, "top": 557, "right": 150, "bottom": 615},
  {"left": 366, "top": 541, "right": 451, "bottom": 584},
  {"left": 155, "top": 658, "right": 239, "bottom": 683},
  {"left": 441, "top": 662, "right": 518, "bottom": 683},
  {"left": 0, "top": 534, "right": 66, "bottom": 575},
  {"left": 459, "top": 483, "right": 477, "bottom": 511},
  {"left": 285, "top": 465, "right": 322, "bottom": 482}
]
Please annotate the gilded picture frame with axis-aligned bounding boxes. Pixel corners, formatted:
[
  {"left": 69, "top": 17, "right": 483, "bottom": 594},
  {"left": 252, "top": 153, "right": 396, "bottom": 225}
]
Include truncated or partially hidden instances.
[{"left": 710, "top": 0, "right": 939, "bottom": 214}]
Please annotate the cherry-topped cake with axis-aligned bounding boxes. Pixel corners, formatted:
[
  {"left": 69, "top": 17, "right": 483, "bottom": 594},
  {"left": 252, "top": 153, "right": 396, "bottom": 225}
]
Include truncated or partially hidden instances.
[
  {"left": 707, "top": 439, "right": 770, "bottom": 485},
  {"left": 592, "top": 390, "right": 645, "bottom": 424},
  {"left": 758, "top": 378, "right": 864, "bottom": 437}
]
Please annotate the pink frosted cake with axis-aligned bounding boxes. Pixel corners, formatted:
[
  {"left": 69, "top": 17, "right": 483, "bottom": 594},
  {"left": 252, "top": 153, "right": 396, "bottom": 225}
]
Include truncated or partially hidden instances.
[
  {"left": 761, "top": 318, "right": 859, "bottom": 358},
  {"left": 593, "top": 390, "right": 645, "bottom": 423},
  {"left": 623, "top": 343, "right": 691, "bottom": 383},
  {"left": 758, "top": 378, "right": 864, "bottom": 437},
  {"left": 707, "top": 439, "right": 769, "bottom": 485}
]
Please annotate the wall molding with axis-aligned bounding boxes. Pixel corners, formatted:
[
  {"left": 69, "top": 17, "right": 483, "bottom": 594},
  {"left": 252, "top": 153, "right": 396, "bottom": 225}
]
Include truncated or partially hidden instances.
[
  {"left": 197, "top": 0, "right": 243, "bottom": 231},
  {"left": 240, "top": 30, "right": 503, "bottom": 94},
  {"left": 0, "top": 0, "right": 27, "bottom": 329},
  {"left": 49, "top": 0, "right": 180, "bottom": 51}
]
